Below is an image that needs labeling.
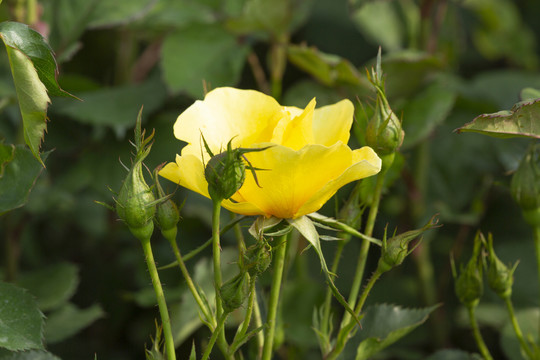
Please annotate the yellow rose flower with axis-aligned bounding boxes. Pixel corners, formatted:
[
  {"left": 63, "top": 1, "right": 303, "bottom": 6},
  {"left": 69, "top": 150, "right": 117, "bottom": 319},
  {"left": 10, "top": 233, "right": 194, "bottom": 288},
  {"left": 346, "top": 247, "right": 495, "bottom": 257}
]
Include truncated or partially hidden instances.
[{"left": 160, "top": 87, "right": 382, "bottom": 219}]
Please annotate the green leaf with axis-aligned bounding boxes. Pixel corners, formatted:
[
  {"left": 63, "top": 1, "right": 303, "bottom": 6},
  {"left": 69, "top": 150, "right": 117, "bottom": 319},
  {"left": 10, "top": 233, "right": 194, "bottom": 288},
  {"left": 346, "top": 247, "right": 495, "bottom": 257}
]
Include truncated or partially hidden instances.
[
  {"left": 51, "top": 75, "right": 167, "bottom": 136},
  {"left": 0, "top": 282, "right": 44, "bottom": 351},
  {"left": 87, "top": 0, "right": 155, "bottom": 28},
  {"left": 0, "top": 143, "right": 14, "bottom": 177},
  {"left": 0, "top": 350, "right": 61, "bottom": 360},
  {"left": 401, "top": 79, "right": 457, "bottom": 148},
  {"left": 350, "top": 1, "right": 405, "bottom": 52},
  {"left": 44, "top": 303, "right": 104, "bottom": 344},
  {"left": 456, "top": 98, "right": 540, "bottom": 139},
  {"left": 287, "top": 44, "right": 368, "bottom": 89},
  {"left": 425, "top": 349, "right": 483, "bottom": 360},
  {"left": 0, "top": 145, "right": 48, "bottom": 214},
  {"left": 17, "top": 263, "right": 79, "bottom": 312},
  {"left": 189, "top": 341, "right": 196, "bottom": 360},
  {"left": 161, "top": 23, "right": 249, "bottom": 98},
  {"left": 0, "top": 22, "right": 73, "bottom": 165},
  {"left": 287, "top": 216, "right": 360, "bottom": 326},
  {"left": 349, "top": 304, "right": 439, "bottom": 360}
]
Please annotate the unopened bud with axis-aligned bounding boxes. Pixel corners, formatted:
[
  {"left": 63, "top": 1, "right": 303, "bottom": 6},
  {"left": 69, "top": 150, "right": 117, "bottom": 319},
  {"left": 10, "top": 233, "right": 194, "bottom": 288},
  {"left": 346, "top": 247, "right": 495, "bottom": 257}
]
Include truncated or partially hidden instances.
[
  {"left": 202, "top": 136, "right": 272, "bottom": 202},
  {"left": 242, "top": 240, "right": 272, "bottom": 278},
  {"left": 453, "top": 232, "right": 484, "bottom": 307},
  {"left": 485, "top": 233, "right": 516, "bottom": 300},
  {"left": 511, "top": 144, "right": 540, "bottom": 226},
  {"left": 220, "top": 271, "right": 249, "bottom": 313},
  {"left": 365, "top": 50, "right": 404, "bottom": 156},
  {"left": 154, "top": 169, "right": 180, "bottom": 242},
  {"left": 377, "top": 215, "right": 439, "bottom": 274},
  {"left": 116, "top": 108, "right": 156, "bottom": 242}
]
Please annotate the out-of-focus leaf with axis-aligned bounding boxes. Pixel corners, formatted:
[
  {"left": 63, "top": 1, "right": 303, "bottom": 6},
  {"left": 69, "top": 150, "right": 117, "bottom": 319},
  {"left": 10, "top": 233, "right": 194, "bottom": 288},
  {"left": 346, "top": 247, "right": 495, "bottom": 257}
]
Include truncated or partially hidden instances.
[
  {"left": 0, "top": 22, "right": 72, "bottom": 164},
  {"left": 226, "top": 0, "right": 313, "bottom": 37},
  {"left": 456, "top": 98, "right": 540, "bottom": 139},
  {"left": 464, "top": 0, "right": 538, "bottom": 69},
  {"left": 379, "top": 51, "right": 444, "bottom": 100},
  {"left": 350, "top": 0, "right": 404, "bottom": 52},
  {"left": 44, "top": 303, "right": 104, "bottom": 344},
  {"left": 425, "top": 349, "right": 483, "bottom": 360},
  {"left": 401, "top": 78, "right": 458, "bottom": 148},
  {"left": 521, "top": 87, "right": 540, "bottom": 101},
  {"left": 133, "top": 0, "right": 217, "bottom": 29},
  {"left": 0, "top": 143, "right": 14, "bottom": 177},
  {"left": 501, "top": 308, "right": 539, "bottom": 360},
  {"left": 0, "top": 145, "right": 48, "bottom": 214},
  {"left": 0, "top": 282, "right": 44, "bottom": 351},
  {"left": 17, "top": 263, "right": 79, "bottom": 312},
  {"left": 161, "top": 23, "right": 248, "bottom": 98},
  {"left": 282, "top": 80, "right": 345, "bottom": 107},
  {"left": 0, "top": 350, "right": 61, "bottom": 360},
  {"left": 464, "top": 71, "right": 540, "bottom": 110},
  {"left": 88, "top": 0, "right": 156, "bottom": 28},
  {"left": 51, "top": 75, "right": 167, "bottom": 136},
  {"left": 287, "top": 44, "right": 369, "bottom": 90},
  {"left": 346, "top": 304, "right": 439, "bottom": 360}
]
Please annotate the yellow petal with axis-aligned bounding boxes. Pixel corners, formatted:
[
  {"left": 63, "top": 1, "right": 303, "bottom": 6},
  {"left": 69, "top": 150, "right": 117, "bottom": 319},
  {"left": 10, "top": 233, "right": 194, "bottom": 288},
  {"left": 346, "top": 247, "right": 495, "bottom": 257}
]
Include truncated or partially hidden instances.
[
  {"left": 238, "top": 143, "right": 380, "bottom": 219},
  {"left": 159, "top": 154, "right": 210, "bottom": 198},
  {"left": 295, "top": 146, "right": 381, "bottom": 217},
  {"left": 312, "top": 99, "right": 354, "bottom": 146},
  {"left": 173, "top": 87, "right": 285, "bottom": 159},
  {"left": 271, "top": 98, "right": 316, "bottom": 150}
]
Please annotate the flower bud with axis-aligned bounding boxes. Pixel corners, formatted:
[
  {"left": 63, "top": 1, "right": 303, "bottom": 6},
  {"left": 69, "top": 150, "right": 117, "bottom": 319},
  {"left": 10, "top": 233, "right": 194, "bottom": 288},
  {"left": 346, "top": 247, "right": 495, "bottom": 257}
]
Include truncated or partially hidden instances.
[
  {"left": 154, "top": 169, "right": 181, "bottom": 243},
  {"left": 117, "top": 159, "right": 156, "bottom": 242},
  {"left": 377, "top": 215, "right": 439, "bottom": 274},
  {"left": 485, "top": 233, "right": 516, "bottom": 300},
  {"left": 453, "top": 232, "right": 484, "bottom": 307},
  {"left": 205, "top": 148, "right": 246, "bottom": 202},
  {"left": 365, "top": 50, "right": 404, "bottom": 156},
  {"left": 511, "top": 144, "right": 540, "bottom": 226},
  {"left": 115, "top": 108, "right": 156, "bottom": 242},
  {"left": 202, "top": 136, "right": 272, "bottom": 202},
  {"left": 242, "top": 240, "right": 272, "bottom": 278},
  {"left": 220, "top": 271, "right": 249, "bottom": 313}
]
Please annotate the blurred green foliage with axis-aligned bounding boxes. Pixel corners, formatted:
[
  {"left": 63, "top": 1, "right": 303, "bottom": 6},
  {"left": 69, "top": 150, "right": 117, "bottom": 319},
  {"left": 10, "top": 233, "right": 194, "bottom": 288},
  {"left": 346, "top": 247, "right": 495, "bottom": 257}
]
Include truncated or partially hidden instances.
[{"left": 1, "top": 0, "right": 540, "bottom": 358}]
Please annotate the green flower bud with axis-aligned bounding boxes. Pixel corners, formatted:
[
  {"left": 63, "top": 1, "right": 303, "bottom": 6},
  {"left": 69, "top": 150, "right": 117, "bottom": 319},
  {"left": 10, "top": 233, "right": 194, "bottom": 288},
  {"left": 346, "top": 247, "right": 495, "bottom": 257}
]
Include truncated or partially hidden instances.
[
  {"left": 115, "top": 108, "right": 156, "bottom": 242},
  {"left": 511, "top": 144, "right": 540, "bottom": 226},
  {"left": 205, "top": 148, "right": 246, "bottom": 202},
  {"left": 201, "top": 136, "right": 272, "bottom": 202},
  {"left": 154, "top": 169, "right": 181, "bottom": 243},
  {"left": 453, "top": 232, "right": 484, "bottom": 307},
  {"left": 485, "top": 233, "right": 516, "bottom": 300},
  {"left": 377, "top": 215, "right": 439, "bottom": 274},
  {"left": 242, "top": 240, "right": 272, "bottom": 278},
  {"left": 220, "top": 271, "right": 249, "bottom": 313},
  {"left": 365, "top": 50, "right": 404, "bottom": 156}
]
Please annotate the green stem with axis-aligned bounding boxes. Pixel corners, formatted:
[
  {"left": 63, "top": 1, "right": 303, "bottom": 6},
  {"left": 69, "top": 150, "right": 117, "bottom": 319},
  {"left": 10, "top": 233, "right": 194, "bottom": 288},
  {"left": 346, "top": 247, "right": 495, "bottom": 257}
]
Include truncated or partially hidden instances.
[
  {"left": 327, "top": 271, "right": 383, "bottom": 360},
  {"left": 237, "top": 277, "right": 257, "bottom": 339},
  {"left": 261, "top": 235, "right": 288, "bottom": 360},
  {"left": 340, "top": 172, "right": 385, "bottom": 327},
  {"left": 535, "top": 226, "right": 540, "bottom": 340},
  {"left": 168, "top": 237, "right": 214, "bottom": 326},
  {"left": 252, "top": 288, "right": 265, "bottom": 358},
  {"left": 140, "top": 237, "right": 176, "bottom": 360},
  {"left": 270, "top": 34, "right": 289, "bottom": 100},
  {"left": 467, "top": 305, "right": 493, "bottom": 360},
  {"left": 504, "top": 297, "right": 534, "bottom": 359},
  {"left": 26, "top": 0, "right": 37, "bottom": 24},
  {"left": 202, "top": 312, "right": 229, "bottom": 360},
  {"left": 211, "top": 201, "right": 230, "bottom": 354}
]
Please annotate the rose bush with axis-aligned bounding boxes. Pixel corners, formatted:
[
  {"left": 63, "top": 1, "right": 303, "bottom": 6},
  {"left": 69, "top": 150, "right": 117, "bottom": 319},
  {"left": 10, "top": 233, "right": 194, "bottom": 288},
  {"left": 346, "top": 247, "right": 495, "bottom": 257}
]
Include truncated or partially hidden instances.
[{"left": 160, "top": 87, "right": 381, "bottom": 219}]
